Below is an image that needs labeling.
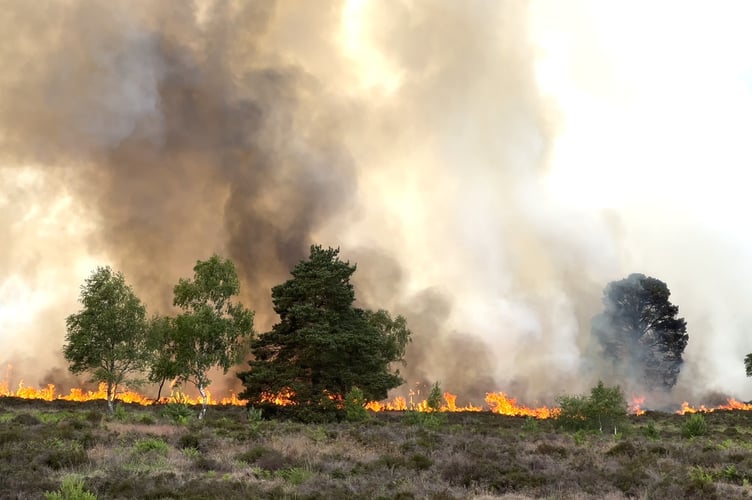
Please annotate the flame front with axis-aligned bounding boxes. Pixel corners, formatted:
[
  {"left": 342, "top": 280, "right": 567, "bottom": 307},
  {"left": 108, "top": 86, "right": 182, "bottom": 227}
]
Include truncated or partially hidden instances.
[
  {"left": 4, "top": 378, "right": 751, "bottom": 417},
  {"left": 676, "top": 398, "right": 752, "bottom": 415},
  {"left": 0, "top": 380, "right": 246, "bottom": 406}
]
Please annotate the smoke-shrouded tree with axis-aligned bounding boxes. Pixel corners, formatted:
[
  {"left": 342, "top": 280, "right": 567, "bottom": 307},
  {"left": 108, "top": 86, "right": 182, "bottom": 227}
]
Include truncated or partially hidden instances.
[
  {"left": 591, "top": 273, "right": 688, "bottom": 391},
  {"left": 744, "top": 353, "right": 752, "bottom": 378},
  {"left": 170, "top": 255, "right": 255, "bottom": 418},
  {"left": 64, "top": 267, "right": 149, "bottom": 413},
  {"left": 237, "top": 246, "right": 411, "bottom": 414}
]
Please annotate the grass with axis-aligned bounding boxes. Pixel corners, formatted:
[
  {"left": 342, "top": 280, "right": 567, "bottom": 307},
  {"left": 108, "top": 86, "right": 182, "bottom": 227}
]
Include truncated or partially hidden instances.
[{"left": 2, "top": 397, "right": 752, "bottom": 498}]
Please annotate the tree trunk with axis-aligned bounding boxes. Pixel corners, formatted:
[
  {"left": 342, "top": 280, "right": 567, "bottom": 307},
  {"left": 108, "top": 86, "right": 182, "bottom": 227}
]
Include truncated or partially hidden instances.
[
  {"left": 198, "top": 384, "right": 208, "bottom": 420},
  {"left": 106, "top": 382, "right": 114, "bottom": 414},
  {"left": 156, "top": 378, "right": 166, "bottom": 402}
]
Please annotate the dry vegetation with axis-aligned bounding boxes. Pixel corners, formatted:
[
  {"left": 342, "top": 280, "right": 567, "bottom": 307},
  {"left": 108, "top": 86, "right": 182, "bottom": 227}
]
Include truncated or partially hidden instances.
[{"left": 2, "top": 397, "right": 752, "bottom": 499}]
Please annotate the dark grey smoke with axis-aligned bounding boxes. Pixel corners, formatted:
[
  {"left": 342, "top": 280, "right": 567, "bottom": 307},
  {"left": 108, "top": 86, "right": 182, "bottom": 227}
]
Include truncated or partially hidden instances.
[{"left": 0, "top": 1, "right": 355, "bottom": 319}]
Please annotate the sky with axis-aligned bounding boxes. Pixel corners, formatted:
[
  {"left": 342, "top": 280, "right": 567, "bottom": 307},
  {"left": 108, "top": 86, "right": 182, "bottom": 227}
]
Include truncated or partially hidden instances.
[{"left": 1, "top": 0, "right": 752, "bottom": 405}]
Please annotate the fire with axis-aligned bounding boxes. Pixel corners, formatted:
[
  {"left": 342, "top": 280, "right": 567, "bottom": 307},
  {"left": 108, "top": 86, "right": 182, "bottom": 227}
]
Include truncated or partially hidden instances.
[
  {"left": 4, "top": 378, "right": 752, "bottom": 418},
  {"left": 0, "top": 380, "right": 247, "bottom": 406},
  {"left": 366, "top": 391, "right": 553, "bottom": 417},
  {"left": 676, "top": 398, "right": 752, "bottom": 415},
  {"left": 259, "top": 388, "right": 295, "bottom": 406},
  {"left": 484, "top": 392, "right": 558, "bottom": 418},
  {"left": 630, "top": 396, "right": 646, "bottom": 416}
]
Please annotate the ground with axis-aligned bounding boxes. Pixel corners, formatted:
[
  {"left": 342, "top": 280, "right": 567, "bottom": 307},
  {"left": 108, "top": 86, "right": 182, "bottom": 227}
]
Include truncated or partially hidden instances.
[{"left": 1, "top": 397, "right": 751, "bottom": 499}]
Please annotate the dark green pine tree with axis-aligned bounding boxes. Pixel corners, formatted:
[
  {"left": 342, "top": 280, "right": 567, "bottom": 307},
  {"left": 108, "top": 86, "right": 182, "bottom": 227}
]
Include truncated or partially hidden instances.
[
  {"left": 238, "top": 245, "right": 411, "bottom": 409},
  {"left": 591, "top": 273, "right": 688, "bottom": 391}
]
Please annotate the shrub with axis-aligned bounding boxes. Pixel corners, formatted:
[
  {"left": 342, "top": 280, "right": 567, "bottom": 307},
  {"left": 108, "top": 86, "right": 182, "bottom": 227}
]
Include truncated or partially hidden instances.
[
  {"left": 687, "top": 465, "right": 715, "bottom": 494},
  {"left": 44, "top": 475, "right": 97, "bottom": 500},
  {"left": 426, "top": 382, "right": 443, "bottom": 411},
  {"left": 247, "top": 406, "right": 263, "bottom": 423},
  {"left": 343, "top": 387, "right": 369, "bottom": 422},
  {"left": 178, "top": 433, "right": 202, "bottom": 451},
  {"left": 556, "top": 381, "right": 627, "bottom": 433},
  {"left": 409, "top": 453, "right": 433, "bottom": 471},
  {"left": 404, "top": 410, "right": 447, "bottom": 428},
  {"left": 681, "top": 413, "right": 708, "bottom": 438},
  {"left": 133, "top": 437, "right": 170, "bottom": 456},
  {"left": 161, "top": 401, "right": 193, "bottom": 425},
  {"left": 276, "top": 467, "right": 313, "bottom": 485},
  {"left": 643, "top": 421, "right": 660, "bottom": 440},
  {"left": 40, "top": 439, "right": 88, "bottom": 469},
  {"left": 109, "top": 405, "right": 128, "bottom": 421}
]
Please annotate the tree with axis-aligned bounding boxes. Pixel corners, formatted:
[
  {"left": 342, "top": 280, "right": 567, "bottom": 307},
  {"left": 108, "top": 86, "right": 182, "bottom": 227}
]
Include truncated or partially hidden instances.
[
  {"left": 64, "top": 266, "right": 149, "bottom": 413},
  {"left": 237, "top": 245, "right": 411, "bottom": 412},
  {"left": 744, "top": 353, "right": 752, "bottom": 378},
  {"left": 171, "top": 255, "right": 255, "bottom": 418},
  {"left": 556, "top": 381, "right": 628, "bottom": 433},
  {"left": 145, "top": 314, "right": 179, "bottom": 401},
  {"left": 591, "top": 273, "right": 688, "bottom": 391}
]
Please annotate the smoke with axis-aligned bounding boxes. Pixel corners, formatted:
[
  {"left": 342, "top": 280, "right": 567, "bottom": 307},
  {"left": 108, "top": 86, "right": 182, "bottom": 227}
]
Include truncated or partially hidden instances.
[{"left": 2, "top": 1, "right": 752, "bottom": 406}]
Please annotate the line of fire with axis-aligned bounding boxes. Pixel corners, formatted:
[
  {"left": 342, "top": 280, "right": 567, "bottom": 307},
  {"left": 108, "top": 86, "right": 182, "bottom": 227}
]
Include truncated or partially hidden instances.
[{"left": 3, "top": 378, "right": 752, "bottom": 417}]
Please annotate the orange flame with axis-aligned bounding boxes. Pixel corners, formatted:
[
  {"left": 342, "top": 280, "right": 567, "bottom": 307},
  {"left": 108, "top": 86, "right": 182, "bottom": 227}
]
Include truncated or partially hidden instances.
[
  {"left": 5, "top": 378, "right": 752, "bottom": 418},
  {"left": 0, "top": 380, "right": 247, "bottom": 406},
  {"left": 630, "top": 396, "right": 646, "bottom": 416},
  {"left": 676, "top": 398, "right": 752, "bottom": 415}
]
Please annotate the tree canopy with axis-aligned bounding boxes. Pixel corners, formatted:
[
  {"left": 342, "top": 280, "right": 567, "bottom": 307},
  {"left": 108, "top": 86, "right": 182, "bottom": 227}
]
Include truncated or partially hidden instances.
[
  {"left": 64, "top": 266, "right": 149, "bottom": 413},
  {"left": 238, "top": 245, "right": 411, "bottom": 411},
  {"left": 169, "top": 255, "right": 255, "bottom": 417},
  {"left": 591, "top": 273, "right": 688, "bottom": 391}
]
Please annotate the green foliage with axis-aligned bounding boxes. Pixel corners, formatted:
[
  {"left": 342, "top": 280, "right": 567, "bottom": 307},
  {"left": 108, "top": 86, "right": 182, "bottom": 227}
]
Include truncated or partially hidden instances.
[
  {"left": 64, "top": 266, "right": 150, "bottom": 413},
  {"left": 722, "top": 463, "right": 741, "bottom": 482},
  {"left": 169, "top": 255, "right": 255, "bottom": 417},
  {"left": 681, "top": 413, "right": 708, "bottom": 438},
  {"left": 161, "top": 399, "right": 194, "bottom": 425},
  {"left": 521, "top": 417, "right": 540, "bottom": 434},
  {"left": 110, "top": 405, "right": 128, "bottom": 421},
  {"left": 643, "top": 421, "right": 660, "bottom": 440},
  {"left": 404, "top": 410, "right": 447, "bottom": 429},
  {"left": 247, "top": 406, "right": 264, "bottom": 423},
  {"left": 41, "top": 438, "right": 88, "bottom": 469},
  {"left": 238, "top": 246, "right": 411, "bottom": 412},
  {"left": 44, "top": 475, "right": 97, "bottom": 500},
  {"left": 133, "top": 437, "right": 170, "bottom": 456},
  {"left": 556, "top": 381, "right": 628, "bottom": 433},
  {"left": 344, "top": 387, "right": 370, "bottom": 422},
  {"left": 426, "top": 382, "right": 443, "bottom": 412},
  {"left": 145, "top": 315, "right": 180, "bottom": 401},
  {"left": 275, "top": 467, "right": 313, "bottom": 485},
  {"left": 591, "top": 273, "right": 688, "bottom": 390},
  {"left": 688, "top": 465, "right": 714, "bottom": 488}
]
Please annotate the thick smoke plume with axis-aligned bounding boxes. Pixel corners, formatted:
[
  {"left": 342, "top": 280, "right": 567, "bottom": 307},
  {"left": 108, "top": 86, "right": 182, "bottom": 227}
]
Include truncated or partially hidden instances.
[{"left": 2, "top": 1, "right": 751, "bottom": 406}]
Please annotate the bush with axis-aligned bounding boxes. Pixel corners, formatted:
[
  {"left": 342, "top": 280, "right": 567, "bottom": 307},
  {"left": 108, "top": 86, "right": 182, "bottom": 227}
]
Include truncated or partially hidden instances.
[
  {"left": 426, "top": 382, "right": 443, "bottom": 411},
  {"left": 133, "top": 437, "right": 170, "bottom": 456},
  {"left": 556, "top": 381, "right": 627, "bottom": 433},
  {"left": 404, "top": 410, "right": 447, "bottom": 429},
  {"left": 344, "top": 387, "right": 369, "bottom": 422},
  {"left": 40, "top": 439, "right": 89, "bottom": 469},
  {"left": 44, "top": 475, "right": 97, "bottom": 500},
  {"left": 681, "top": 413, "right": 708, "bottom": 438},
  {"left": 161, "top": 401, "right": 194, "bottom": 425}
]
